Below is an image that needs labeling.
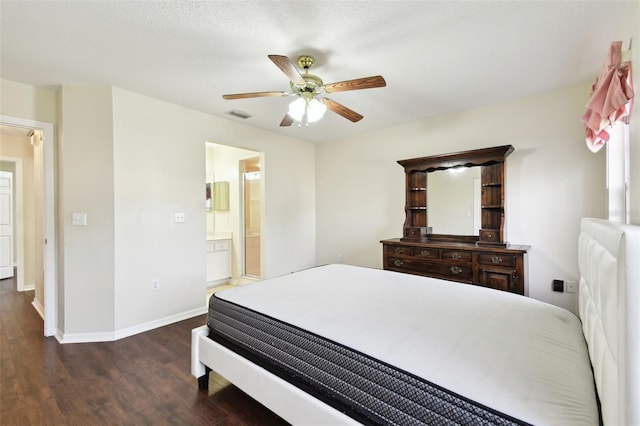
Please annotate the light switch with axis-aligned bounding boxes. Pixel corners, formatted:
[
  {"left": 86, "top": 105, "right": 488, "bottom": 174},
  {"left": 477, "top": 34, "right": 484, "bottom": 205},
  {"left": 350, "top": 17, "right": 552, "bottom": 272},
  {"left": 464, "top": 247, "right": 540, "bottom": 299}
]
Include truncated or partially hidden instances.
[
  {"left": 174, "top": 212, "right": 185, "bottom": 223},
  {"left": 72, "top": 213, "right": 87, "bottom": 226}
]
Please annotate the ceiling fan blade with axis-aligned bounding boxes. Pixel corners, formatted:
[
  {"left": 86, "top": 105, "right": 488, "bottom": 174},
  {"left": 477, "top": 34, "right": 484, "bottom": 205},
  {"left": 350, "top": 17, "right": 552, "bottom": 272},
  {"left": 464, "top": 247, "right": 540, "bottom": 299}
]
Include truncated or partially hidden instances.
[
  {"left": 268, "top": 55, "right": 305, "bottom": 85},
  {"left": 280, "top": 114, "right": 294, "bottom": 127},
  {"left": 324, "top": 75, "right": 386, "bottom": 93},
  {"left": 222, "top": 91, "right": 289, "bottom": 100},
  {"left": 320, "top": 98, "right": 364, "bottom": 122}
]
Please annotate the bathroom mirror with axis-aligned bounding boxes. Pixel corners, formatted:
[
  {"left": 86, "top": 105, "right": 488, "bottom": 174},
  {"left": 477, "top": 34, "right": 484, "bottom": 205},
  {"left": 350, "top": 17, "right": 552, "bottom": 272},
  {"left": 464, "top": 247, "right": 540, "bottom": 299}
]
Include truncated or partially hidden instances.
[{"left": 213, "top": 181, "right": 229, "bottom": 211}]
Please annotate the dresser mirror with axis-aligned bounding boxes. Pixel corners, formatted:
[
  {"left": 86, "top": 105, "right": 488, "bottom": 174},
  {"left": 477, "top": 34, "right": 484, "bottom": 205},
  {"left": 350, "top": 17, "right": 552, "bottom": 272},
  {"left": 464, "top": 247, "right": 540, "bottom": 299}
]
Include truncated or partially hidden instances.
[
  {"left": 398, "top": 145, "right": 513, "bottom": 245},
  {"left": 427, "top": 166, "right": 481, "bottom": 236}
]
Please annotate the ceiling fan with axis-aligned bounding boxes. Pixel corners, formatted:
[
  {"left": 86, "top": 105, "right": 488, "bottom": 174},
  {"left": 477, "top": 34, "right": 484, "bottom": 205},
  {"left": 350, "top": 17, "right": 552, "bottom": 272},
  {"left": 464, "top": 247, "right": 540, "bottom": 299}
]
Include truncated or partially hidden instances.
[{"left": 222, "top": 54, "right": 386, "bottom": 127}]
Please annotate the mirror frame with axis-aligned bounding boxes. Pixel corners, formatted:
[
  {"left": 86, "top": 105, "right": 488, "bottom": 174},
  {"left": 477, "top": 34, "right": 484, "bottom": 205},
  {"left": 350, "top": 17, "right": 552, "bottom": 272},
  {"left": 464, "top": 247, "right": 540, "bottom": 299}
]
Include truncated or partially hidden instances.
[{"left": 398, "top": 145, "right": 514, "bottom": 245}]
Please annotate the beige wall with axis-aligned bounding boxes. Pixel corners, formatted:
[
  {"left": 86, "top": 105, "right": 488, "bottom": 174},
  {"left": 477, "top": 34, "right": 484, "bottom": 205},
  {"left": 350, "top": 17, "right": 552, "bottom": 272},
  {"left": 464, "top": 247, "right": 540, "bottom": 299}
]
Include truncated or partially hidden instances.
[
  {"left": 316, "top": 84, "right": 606, "bottom": 313},
  {"left": 0, "top": 79, "right": 57, "bottom": 124},
  {"left": 59, "top": 86, "right": 116, "bottom": 335}
]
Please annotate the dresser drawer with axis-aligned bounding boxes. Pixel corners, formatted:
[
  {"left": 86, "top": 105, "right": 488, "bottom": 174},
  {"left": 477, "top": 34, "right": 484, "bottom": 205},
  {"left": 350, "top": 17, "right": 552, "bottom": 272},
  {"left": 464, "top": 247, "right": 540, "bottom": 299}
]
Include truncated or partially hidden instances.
[
  {"left": 410, "top": 247, "right": 441, "bottom": 259},
  {"left": 387, "top": 245, "right": 411, "bottom": 256},
  {"left": 403, "top": 227, "right": 428, "bottom": 240},
  {"left": 386, "top": 257, "right": 473, "bottom": 282},
  {"left": 479, "top": 229, "right": 500, "bottom": 243},
  {"left": 477, "top": 253, "right": 516, "bottom": 267},
  {"left": 441, "top": 250, "right": 472, "bottom": 262}
]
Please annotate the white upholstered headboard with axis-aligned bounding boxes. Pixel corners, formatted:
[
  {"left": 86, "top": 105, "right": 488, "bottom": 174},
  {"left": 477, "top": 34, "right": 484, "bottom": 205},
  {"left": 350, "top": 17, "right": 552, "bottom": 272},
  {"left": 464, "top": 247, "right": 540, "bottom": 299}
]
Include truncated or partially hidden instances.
[{"left": 578, "top": 218, "right": 640, "bottom": 426}]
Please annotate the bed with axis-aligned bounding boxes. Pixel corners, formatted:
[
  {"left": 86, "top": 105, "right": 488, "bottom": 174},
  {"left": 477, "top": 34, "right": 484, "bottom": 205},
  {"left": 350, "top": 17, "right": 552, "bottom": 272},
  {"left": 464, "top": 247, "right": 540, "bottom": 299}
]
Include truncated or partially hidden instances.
[{"left": 192, "top": 218, "right": 640, "bottom": 425}]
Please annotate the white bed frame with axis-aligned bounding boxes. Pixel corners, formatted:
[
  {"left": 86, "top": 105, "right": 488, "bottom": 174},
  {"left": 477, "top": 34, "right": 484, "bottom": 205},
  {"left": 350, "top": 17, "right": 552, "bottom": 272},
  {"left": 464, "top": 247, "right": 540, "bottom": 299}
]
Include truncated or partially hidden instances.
[
  {"left": 192, "top": 218, "right": 639, "bottom": 425},
  {"left": 578, "top": 218, "right": 640, "bottom": 426}
]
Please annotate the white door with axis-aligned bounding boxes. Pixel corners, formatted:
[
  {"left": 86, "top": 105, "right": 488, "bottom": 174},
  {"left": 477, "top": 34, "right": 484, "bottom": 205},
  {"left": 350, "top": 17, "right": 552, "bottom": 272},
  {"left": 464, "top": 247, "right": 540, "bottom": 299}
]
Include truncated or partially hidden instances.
[{"left": 0, "top": 171, "right": 14, "bottom": 279}]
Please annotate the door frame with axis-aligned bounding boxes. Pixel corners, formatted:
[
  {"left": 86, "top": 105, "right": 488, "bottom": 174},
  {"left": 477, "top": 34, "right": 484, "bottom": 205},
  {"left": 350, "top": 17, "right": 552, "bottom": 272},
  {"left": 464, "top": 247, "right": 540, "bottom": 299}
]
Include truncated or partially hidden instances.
[{"left": 1, "top": 115, "right": 57, "bottom": 337}]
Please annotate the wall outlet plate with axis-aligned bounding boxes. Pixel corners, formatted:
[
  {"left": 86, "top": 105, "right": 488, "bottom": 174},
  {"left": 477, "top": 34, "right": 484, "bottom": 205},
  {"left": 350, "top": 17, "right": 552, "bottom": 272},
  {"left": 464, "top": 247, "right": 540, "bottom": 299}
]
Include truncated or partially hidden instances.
[
  {"left": 552, "top": 279, "right": 564, "bottom": 292},
  {"left": 151, "top": 279, "right": 160, "bottom": 291},
  {"left": 566, "top": 281, "right": 577, "bottom": 293}
]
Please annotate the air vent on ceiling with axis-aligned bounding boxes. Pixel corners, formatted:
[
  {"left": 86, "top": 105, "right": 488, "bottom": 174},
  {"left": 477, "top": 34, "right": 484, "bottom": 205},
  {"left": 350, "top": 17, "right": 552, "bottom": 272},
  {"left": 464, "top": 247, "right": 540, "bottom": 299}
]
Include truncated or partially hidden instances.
[{"left": 225, "top": 109, "right": 252, "bottom": 119}]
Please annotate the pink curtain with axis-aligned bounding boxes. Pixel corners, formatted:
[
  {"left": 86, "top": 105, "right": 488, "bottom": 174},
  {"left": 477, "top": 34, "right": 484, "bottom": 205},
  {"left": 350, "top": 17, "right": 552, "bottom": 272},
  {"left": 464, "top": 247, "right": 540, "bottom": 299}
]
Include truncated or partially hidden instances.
[{"left": 582, "top": 41, "right": 634, "bottom": 153}]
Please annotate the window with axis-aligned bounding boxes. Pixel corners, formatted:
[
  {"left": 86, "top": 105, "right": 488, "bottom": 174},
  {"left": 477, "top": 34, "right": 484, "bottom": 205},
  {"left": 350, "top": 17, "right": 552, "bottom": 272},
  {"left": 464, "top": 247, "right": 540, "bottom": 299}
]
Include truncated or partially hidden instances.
[{"left": 606, "top": 117, "right": 630, "bottom": 224}]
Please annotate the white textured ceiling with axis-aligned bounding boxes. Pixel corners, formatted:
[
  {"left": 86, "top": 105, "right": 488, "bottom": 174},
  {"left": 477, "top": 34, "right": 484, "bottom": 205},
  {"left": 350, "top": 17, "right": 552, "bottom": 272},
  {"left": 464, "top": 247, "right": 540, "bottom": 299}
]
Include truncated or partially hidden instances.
[{"left": 0, "top": 1, "right": 632, "bottom": 143}]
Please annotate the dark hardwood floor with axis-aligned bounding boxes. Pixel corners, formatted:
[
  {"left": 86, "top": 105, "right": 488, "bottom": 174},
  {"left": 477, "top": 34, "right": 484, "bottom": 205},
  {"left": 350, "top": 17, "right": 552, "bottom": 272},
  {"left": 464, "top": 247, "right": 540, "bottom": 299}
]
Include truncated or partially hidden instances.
[{"left": 0, "top": 274, "right": 288, "bottom": 425}]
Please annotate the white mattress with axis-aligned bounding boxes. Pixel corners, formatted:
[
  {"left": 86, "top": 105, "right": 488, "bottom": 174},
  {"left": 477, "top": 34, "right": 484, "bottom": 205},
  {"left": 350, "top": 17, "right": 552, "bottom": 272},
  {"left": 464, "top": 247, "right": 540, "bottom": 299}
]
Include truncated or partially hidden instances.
[{"left": 216, "top": 264, "right": 599, "bottom": 425}]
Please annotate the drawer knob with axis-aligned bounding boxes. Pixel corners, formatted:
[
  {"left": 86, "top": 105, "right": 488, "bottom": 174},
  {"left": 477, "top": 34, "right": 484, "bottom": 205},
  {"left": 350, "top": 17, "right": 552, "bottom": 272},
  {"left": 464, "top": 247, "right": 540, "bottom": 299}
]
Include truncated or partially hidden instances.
[
  {"left": 395, "top": 247, "right": 402, "bottom": 254},
  {"left": 450, "top": 253, "right": 461, "bottom": 260},
  {"left": 491, "top": 256, "right": 503, "bottom": 264},
  {"left": 487, "top": 233, "right": 493, "bottom": 239},
  {"left": 421, "top": 250, "right": 430, "bottom": 256},
  {"left": 394, "top": 259, "right": 404, "bottom": 267},
  {"left": 450, "top": 266, "right": 462, "bottom": 275}
]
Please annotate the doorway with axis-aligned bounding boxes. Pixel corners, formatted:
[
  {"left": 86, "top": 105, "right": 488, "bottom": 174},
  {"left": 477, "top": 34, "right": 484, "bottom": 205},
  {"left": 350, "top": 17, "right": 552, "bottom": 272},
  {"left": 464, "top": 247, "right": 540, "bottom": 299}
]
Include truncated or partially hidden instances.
[
  {"left": 205, "top": 143, "right": 263, "bottom": 283},
  {"left": 0, "top": 116, "right": 56, "bottom": 337},
  {"left": 241, "top": 157, "right": 262, "bottom": 277}
]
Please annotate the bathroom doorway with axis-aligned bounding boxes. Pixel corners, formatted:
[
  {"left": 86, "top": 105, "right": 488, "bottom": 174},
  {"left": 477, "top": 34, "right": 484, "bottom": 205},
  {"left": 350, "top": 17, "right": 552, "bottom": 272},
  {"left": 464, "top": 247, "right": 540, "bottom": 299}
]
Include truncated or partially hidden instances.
[
  {"left": 241, "top": 157, "right": 261, "bottom": 278},
  {"left": 205, "top": 143, "right": 263, "bottom": 283}
]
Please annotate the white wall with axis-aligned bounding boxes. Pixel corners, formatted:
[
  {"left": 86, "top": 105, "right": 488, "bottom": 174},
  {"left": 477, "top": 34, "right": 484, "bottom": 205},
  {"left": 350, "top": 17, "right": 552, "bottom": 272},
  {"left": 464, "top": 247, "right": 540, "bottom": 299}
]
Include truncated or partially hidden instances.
[
  {"left": 316, "top": 85, "right": 605, "bottom": 313},
  {"left": 59, "top": 86, "right": 116, "bottom": 335},
  {"left": 110, "top": 88, "right": 316, "bottom": 334}
]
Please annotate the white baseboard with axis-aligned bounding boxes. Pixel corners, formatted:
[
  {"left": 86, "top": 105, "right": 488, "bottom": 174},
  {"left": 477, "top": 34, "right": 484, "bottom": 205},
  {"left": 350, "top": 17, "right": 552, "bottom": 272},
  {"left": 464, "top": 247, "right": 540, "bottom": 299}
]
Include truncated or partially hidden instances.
[
  {"left": 207, "top": 277, "right": 231, "bottom": 287},
  {"left": 20, "top": 283, "right": 35, "bottom": 291},
  {"left": 113, "top": 306, "right": 208, "bottom": 340},
  {"left": 57, "top": 305, "right": 208, "bottom": 344},
  {"left": 59, "top": 330, "right": 115, "bottom": 344},
  {"left": 31, "top": 298, "right": 45, "bottom": 319}
]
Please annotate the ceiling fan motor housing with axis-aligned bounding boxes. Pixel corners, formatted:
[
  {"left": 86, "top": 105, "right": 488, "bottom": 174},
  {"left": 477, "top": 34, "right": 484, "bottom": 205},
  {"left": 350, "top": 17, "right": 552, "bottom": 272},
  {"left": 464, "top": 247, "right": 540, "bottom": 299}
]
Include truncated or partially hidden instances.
[
  {"left": 291, "top": 55, "right": 324, "bottom": 99},
  {"left": 291, "top": 73, "right": 324, "bottom": 98}
]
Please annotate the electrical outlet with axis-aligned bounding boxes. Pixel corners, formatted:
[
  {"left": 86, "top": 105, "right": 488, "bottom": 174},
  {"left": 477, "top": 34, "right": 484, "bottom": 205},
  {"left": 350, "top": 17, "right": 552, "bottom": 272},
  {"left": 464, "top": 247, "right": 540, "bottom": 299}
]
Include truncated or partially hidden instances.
[
  {"left": 151, "top": 279, "right": 160, "bottom": 291},
  {"left": 174, "top": 212, "right": 185, "bottom": 223},
  {"left": 337, "top": 254, "right": 343, "bottom": 263},
  {"left": 552, "top": 279, "right": 564, "bottom": 292},
  {"left": 566, "top": 281, "right": 577, "bottom": 294}
]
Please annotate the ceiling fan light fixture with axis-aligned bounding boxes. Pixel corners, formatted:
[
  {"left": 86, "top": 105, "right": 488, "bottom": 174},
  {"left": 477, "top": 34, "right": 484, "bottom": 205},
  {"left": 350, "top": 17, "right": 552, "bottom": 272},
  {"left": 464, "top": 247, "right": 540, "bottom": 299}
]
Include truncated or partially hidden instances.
[
  {"left": 223, "top": 54, "right": 385, "bottom": 127},
  {"left": 288, "top": 97, "right": 327, "bottom": 124},
  {"left": 307, "top": 98, "right": 327, "bottom": 122}
]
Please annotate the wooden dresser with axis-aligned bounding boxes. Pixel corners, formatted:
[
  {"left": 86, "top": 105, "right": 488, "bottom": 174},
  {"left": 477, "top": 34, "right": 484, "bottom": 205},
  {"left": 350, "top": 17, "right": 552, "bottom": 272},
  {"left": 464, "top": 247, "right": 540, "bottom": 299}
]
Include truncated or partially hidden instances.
[
  {"left": 382, "top": 145, "right": 530, "bottom": 295},
  {"left": 381, "top": 239, "right": 529, "bottom": 294}
]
